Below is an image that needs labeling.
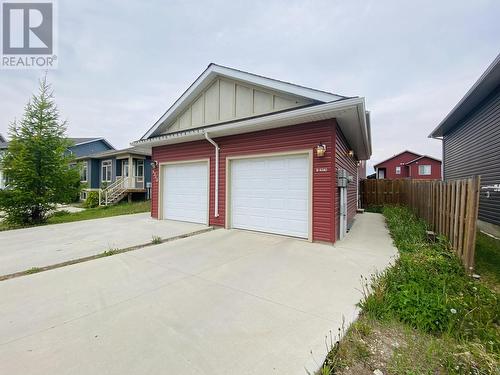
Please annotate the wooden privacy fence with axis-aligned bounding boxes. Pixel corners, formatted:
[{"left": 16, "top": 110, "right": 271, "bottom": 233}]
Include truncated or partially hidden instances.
[{"left": 360, "top": 177, "right": 481, "bottom": 272}]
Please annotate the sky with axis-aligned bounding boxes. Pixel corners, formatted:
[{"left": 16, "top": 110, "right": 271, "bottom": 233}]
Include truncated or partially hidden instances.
[{"left": 1, "top": 0, "right": 499, "bottom": 173}]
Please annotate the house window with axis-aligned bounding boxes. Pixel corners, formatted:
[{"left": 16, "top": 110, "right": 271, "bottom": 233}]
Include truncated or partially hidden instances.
[
  {"left": 395, "top": 166, "right": 401, "bottom": 175},
  {"left": 136, "top": 160, "right": 144, "bottom": 177},
  {"left": 80, "top": 161, "right": 88, "bottom": 182},
  {"left": 101, "top": 160, "right": 112, "bottom": 182},
  {"left": 418, "top": 165, "right": 432, "bottom": 175}
]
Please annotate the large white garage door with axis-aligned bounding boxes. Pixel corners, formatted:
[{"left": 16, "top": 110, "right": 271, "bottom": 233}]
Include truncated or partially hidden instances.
[
  {"left": 230, "top": 154, "right": 309, "bottom": 238},
  {"left": 162, "top": 162, "right": 208, "bottom": 224}
]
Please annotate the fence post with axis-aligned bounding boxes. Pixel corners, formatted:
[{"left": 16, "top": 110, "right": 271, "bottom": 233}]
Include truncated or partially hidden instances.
[{"left": 465, "top": 176, "right": 480, "bottom": 273}]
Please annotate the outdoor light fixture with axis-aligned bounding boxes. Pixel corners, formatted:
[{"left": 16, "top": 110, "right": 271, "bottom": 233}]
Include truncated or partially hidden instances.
[
  {"left": 316, "top": 143, "right": 327, "bottom": 157},
  {"left": 150, "top": 160, "right": 158, "bottom": 169},
  {"left": 347, "top": 150, "right": 354, "bottom": 157}
]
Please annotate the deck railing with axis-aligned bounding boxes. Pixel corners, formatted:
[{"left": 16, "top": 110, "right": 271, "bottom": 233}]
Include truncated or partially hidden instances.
[{"left": 98, "top": 177, "right": 145, "bottom": 205}]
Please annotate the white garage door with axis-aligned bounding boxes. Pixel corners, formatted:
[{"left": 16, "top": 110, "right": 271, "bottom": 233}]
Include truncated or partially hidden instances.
[
  {"left": 230, "top": 154, "right": 310, "bottom": 238},
  {"left": 162, "top": 162, "right": 208, "bottom": 224}
]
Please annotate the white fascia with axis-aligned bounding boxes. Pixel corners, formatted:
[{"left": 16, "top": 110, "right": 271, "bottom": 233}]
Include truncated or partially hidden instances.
[{"left": 133, "top": 97, "right": 372, "bottom": 160}]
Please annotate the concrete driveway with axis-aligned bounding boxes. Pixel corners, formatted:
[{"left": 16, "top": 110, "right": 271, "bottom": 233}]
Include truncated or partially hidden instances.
[
  {"left": 0, "top": 213, "right": 207, "bottom": 276},
  {"left": 0, "top": 213, "right": 397, "bottom": 375}
]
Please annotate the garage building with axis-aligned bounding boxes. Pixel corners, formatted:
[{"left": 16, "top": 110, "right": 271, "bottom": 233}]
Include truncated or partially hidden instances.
[{"left": 133, "top": 64, "right": 372, "bottom": 243}]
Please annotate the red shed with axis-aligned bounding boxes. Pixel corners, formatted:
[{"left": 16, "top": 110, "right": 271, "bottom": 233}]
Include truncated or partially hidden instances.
[
  {"left": 373, "top": 150, "right": 441, "bottom": 180},
  {"left": 133, "top": 64, "right": 372, "bottom": 243}
]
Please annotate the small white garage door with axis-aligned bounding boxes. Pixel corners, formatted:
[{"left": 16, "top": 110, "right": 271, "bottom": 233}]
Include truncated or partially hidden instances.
[
  {"left": 162, "top": 162, "right": 208, "bottom": 224},
  {"left": 230, "top": 154, "right": 310, "bottom": 238}
]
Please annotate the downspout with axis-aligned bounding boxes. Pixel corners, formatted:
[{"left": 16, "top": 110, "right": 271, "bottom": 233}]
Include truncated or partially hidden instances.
[
  {"left": 204, "top": 132, "right": 220, "bottom": 217},
  {"left": 356, "top": 162, "right": 359, "bottom": 209}
]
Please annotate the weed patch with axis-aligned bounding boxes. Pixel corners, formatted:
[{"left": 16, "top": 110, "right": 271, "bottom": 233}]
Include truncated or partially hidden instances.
[
  {"left": 25, "top": 267, "right": 41, "bottom": 274},
  {"left": 100, "top": 249, "right": 119, "bottom": 257}
]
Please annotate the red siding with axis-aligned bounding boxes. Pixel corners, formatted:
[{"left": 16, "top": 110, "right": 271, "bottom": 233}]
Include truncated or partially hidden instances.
[
  {"left": 374, "top": 151, "right": 421, "bottom": 179},
  {"left": 152, "top": 120, "right": 338, "bottom": 242},
  {"left": 407, "top": 156, "right": 442, "bottom": 180},
  {"left": 334, "top": 124, "right": 359, "bottom": 239},
  {"left": 374, "top": 152, "right": 442, "bottom": 180}
]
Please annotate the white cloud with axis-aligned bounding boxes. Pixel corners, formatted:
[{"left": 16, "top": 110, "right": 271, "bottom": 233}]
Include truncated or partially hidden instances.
[{"left": 0, "top": 0, "right": 499, "bottom": 162}]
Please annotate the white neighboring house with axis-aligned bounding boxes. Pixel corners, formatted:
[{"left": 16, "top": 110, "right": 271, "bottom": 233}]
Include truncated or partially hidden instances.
[{"left": 0, "top": 134, "right": 7, "bottom": 189}]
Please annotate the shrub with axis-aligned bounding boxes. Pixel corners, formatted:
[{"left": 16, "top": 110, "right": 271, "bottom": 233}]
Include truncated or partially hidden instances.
[{"left": 84, "top": 191, "right": 99, "bottom": 208}]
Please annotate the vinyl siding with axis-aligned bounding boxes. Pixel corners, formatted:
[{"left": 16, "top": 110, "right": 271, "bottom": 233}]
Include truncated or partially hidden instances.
[
  {"left": 152, "top": 120, "right": 338, "bottom": 242},
  {"left": 443, "top": 85, "right": 500, "bottom": 226},
  {"left": 89, "top": 159, "right": 100, "bottom": 188},
  {"left": 407, "top": 157, "right": 442, "bottom": 180},
  {"left": 144, "top": 156, "right": 152, "bottom": 185},
  {"left": 335, "top": 124, "right": 359, "bottom": 239},
  {"left": 374, "top": 151, "right": 421, "bottom": 179},
  {"left": 68, "top": 140, "right": 113, "bottom": 158}
]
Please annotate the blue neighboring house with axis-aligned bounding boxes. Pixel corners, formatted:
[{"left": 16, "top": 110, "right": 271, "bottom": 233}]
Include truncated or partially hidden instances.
[
  {"left": 0, "top": 136, "right": 118, "bottom": 190},
  {"left": 67, "top": 137, "right": 115, "bottom": 157},
  {"left": 75, "top": 147, "right": 152, "bottom": 205}
]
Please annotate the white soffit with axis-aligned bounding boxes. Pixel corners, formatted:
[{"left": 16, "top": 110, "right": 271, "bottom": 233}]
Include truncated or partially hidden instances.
[{"left": 134, "top": 98, "right": 372, "bottom": 160}]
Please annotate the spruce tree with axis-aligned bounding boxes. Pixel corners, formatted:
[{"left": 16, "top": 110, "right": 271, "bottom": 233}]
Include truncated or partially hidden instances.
[{"left": 0, "top": 77, "right": 80, "bottom": 225}]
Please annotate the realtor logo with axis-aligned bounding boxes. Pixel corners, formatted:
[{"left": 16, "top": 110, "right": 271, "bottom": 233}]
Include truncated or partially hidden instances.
[{"left": 1, "top": 1, "right": 57, "bottom": 69}]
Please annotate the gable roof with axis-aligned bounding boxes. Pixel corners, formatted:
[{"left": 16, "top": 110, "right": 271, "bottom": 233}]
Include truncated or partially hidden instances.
[
  {"left": 134, "top": 64, "right": 372, "bottom": 160},
  {"left": 76, "top": 147, "right": 150, "bottom": 160},
  {"left": 0, "top": 138, "right": 115, "bottom": 151},
  {"left": 141, "top": 63, "right": 349, "bottom": 140},
  {"left": 68, "top": 137, "right": 115, "bottom": 150},
  {"left": 405, "top": 155, "right": 441, "bottom": 165},
  {"left": 430, "top": 53, "right": 500, "bottom": 138},
  {"left": 373, "top": 150, "right": 422, "bottom": 168}
]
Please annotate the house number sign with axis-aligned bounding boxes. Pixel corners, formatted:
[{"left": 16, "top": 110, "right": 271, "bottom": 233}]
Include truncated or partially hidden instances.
[{"left": 315, "top": 167, "right": 328, "bottom": 172}]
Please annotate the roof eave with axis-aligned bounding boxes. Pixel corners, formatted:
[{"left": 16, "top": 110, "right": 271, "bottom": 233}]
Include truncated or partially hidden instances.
[
  {"left": 70, "top": 138, "right": 116, "bottom": 150},
  {"left": 429, "top": 53, "right": 500, "bottom": 138},
  {"left": 373, "top": 150, "right": 422, "bottom": 168},
  {"left": 133, "top": 97, "right": 372, "bottom": 160}
]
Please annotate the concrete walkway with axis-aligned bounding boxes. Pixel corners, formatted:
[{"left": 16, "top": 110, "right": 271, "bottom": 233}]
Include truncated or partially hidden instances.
[
  {"left": 0, "top": 213, "right": 207, "bottom": 276},
  {"left": 0, "top": 213, "right": 397, "bottom": 375}
]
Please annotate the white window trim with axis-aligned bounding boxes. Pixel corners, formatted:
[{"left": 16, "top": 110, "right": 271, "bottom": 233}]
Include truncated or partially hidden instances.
[
  {"left": 101, "top": 159, "right": 113, "bottom": 182},
  {"left": 418, "top": 165, "right": 432, "bottom": 176},
  {"left": 80, "top": 161, "right": 88, "bottom": 182},
  {"left": 395, "top": 166, "right": 401, "bottom": 175},
  {"left": 136, "top": 160, "right": 144, "bottom": 177}
]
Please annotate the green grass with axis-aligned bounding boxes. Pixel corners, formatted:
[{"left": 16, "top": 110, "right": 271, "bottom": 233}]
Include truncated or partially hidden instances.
[
  {"left": 25, "top": 267, "right": 42, "bottom": 274},
  {"left": 475, "top": 231, "right": 500, "bottom": 292},
  {"left": 100, "top": 248, "right": 119, "bottom": 257},
  {"left": 0, "top": 201, "right": 151, "bottom": 231},
  {"left": 47, "top": 201, "right": 151, "bottom": 224},
  {"left": 320, "top": 206, "right": 500, "bottom": 374}
]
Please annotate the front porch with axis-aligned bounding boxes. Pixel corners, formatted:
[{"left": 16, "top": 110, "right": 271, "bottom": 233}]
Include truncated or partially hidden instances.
[
  {"left": 98, "top": 176, "right": 148, "bottom": 206},
  {"left": 77, "top": 148, "right": 152, "bottom": 205}
]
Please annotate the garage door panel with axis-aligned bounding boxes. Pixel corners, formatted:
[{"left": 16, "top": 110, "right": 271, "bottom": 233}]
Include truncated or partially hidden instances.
[
  {"left": 231, "top": 154, "right": 309, "bottom": 238},
  {"left": 162, "top": 162, "right": 208, "bottom": 224}
]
